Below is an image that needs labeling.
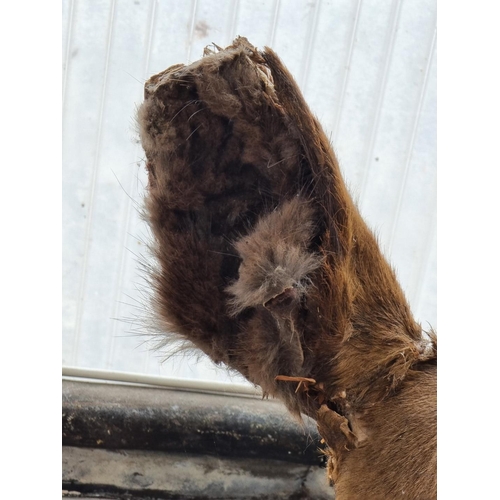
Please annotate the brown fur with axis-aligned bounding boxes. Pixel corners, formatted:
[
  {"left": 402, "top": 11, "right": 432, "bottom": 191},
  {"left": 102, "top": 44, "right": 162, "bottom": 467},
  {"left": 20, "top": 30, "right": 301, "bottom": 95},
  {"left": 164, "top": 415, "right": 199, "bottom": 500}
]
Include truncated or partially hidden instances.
[{"left": 138, "top": 37, "right": 436, "bottom": 499}]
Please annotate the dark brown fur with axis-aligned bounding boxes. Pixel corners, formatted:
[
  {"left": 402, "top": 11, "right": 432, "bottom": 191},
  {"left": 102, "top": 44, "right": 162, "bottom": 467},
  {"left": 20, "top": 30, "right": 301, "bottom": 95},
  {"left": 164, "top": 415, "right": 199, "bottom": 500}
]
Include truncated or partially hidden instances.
[{"left": 138, "top": 37, "right": 436, "bottom": 499}]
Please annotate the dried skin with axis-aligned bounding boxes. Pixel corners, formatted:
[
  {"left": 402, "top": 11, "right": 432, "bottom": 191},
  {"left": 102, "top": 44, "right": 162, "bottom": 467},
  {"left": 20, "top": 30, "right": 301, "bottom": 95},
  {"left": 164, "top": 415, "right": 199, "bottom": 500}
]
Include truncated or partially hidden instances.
[
  {"left": 138, "top": 37, "right": 437, "bottom": 500},
  {"left": 317, "top": 404, "right": 358, "bottom": 484}
]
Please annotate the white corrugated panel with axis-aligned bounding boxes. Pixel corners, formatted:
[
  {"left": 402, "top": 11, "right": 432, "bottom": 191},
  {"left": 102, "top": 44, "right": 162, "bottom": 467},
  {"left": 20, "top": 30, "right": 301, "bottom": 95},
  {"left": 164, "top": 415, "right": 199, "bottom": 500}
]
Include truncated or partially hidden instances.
[{"left": 62, "top": 0, "right": 436, "bottom": 384}]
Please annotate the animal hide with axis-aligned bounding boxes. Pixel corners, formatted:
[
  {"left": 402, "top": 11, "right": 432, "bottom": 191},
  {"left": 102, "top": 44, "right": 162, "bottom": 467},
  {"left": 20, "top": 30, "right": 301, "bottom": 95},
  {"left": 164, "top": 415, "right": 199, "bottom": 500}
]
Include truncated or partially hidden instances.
[{"left": 138, "top": 37, "right": 437, "bottom": 499}]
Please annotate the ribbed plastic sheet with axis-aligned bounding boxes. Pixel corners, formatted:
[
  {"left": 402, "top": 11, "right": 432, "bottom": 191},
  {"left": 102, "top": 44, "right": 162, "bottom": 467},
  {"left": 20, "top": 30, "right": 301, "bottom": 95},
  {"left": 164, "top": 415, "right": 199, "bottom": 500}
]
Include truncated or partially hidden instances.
[{"left": 62, "top": 0, "right": 436, "bottom": 384}]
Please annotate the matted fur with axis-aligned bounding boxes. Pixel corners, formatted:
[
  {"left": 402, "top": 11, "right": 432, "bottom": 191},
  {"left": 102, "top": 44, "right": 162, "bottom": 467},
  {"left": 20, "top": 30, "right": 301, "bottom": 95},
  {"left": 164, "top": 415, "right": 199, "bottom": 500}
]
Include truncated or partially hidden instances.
[{"left": 138, "top": 37, "right": 436, "bottom": 499}]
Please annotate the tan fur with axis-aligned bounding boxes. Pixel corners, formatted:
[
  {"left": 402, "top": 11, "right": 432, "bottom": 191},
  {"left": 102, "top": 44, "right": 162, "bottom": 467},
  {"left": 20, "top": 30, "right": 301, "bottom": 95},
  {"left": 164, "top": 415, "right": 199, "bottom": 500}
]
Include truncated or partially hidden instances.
[{"left": 138, "top": 37, "right": 436, "bottom": 499}]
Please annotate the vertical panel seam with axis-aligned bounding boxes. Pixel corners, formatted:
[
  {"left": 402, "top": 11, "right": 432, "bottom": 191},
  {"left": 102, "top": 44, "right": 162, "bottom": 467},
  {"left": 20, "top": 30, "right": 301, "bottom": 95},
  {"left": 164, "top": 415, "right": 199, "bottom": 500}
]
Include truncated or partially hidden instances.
[
  {"left": 332, "top": 0, "right": 363, "bottom": 144},
  {"left": 227, "top": 0, "right": 241, "bottom": 44},
  {"left": 387, "top": 24, "right": 437, "bottom": 254},
  {"left": 413, "top": 184, "right": 436, "bottom": 322},
  {"left": 268, "top": 0, "right": 281, "bottom": 48},
  {"left": 107, "top": 0, "right": 158, "bottom": 371},
  {"left": 71, "top": 0, "right": 118, "bottom": 365},
  {"left": 186, "top": 0, "right": 199, "bottom": 63},
  {"left": 299, "top": 0, "right": 322, "bottom": 92},
  {"left": 358, "top": 0, "right": 402, "bottom": 207},
  {"left": 62, "top": 0, "right": 76, "bottom": 108}
]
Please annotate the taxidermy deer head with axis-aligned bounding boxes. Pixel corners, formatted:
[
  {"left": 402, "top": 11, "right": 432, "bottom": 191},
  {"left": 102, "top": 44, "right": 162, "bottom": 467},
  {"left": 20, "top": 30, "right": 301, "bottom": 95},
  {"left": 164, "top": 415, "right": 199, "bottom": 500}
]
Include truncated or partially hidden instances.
[{"left": 138, "top": 37, "right": 436, "bottom": 500}]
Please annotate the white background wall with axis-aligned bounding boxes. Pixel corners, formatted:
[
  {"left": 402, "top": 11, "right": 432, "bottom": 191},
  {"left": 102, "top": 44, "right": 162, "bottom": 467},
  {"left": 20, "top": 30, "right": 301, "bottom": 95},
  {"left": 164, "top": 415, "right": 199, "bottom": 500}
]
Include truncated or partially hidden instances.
[{"left": 62, "top": 0, "right": 436, "bottom": 385}]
